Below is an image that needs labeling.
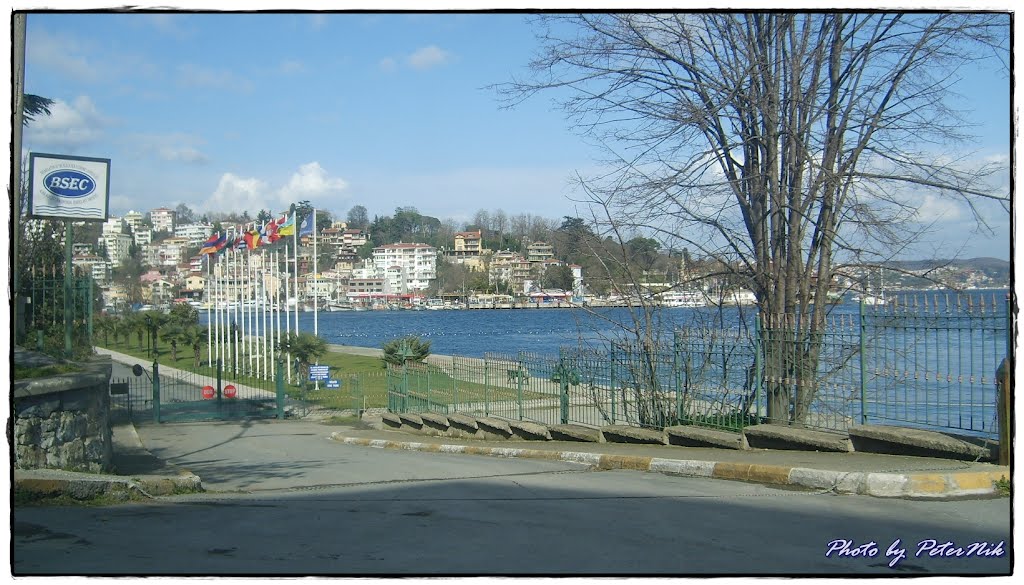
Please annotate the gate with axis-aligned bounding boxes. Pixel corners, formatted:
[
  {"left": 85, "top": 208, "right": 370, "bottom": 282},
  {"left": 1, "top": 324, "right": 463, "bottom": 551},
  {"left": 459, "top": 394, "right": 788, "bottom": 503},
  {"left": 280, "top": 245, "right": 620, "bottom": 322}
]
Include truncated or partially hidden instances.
[{"left": 150, "top": 358, "right": 286, "bottom": 423}]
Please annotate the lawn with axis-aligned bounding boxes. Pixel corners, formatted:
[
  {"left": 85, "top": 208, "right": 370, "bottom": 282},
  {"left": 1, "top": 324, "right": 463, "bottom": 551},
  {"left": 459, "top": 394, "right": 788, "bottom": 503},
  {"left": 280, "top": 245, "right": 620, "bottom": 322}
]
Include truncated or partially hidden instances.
[{"left": 95, "top": 338, "right": 549, "bottom": 411}]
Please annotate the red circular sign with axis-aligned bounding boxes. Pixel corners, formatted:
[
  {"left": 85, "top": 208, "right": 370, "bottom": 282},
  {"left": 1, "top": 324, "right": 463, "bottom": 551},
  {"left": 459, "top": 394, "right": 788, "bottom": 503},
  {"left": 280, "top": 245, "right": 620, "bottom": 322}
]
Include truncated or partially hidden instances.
[
  {"left": 202, "top": 385, "right": 215, "bottom": 399},
  {"left": 224, "top": 384, "right": 237, "bottom": 399}
]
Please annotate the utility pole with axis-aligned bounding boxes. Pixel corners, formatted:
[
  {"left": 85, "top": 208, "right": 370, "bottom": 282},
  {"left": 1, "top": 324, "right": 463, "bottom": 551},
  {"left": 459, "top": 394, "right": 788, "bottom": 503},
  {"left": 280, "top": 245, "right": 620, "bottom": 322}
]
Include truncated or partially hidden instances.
[{"left": 12, "top": 13, "right": 27, "bottom": 341}]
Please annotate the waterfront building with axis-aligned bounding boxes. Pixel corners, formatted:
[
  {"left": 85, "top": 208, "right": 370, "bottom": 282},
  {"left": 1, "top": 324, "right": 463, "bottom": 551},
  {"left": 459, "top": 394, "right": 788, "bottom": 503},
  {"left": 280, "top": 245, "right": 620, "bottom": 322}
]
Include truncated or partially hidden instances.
[
  {"left": 372, "top": 243, "right": 436, "bottom": 292},
  {"left": 488, "top": 250, "right": 532, "bottom": 292}
]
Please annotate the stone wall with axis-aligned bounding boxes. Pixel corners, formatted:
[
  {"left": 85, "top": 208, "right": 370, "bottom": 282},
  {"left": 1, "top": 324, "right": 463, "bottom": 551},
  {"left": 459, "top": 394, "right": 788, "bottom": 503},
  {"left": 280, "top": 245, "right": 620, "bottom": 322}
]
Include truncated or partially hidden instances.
[{"left": 13, "top": 357, "right": 113, "bottom": 473}]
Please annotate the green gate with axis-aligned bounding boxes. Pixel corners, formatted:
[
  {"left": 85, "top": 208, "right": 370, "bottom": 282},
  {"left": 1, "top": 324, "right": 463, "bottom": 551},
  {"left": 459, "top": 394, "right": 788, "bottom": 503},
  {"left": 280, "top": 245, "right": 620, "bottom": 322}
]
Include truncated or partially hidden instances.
[{"left": 152, "top": 358, "right": 286, "bottom": 423}]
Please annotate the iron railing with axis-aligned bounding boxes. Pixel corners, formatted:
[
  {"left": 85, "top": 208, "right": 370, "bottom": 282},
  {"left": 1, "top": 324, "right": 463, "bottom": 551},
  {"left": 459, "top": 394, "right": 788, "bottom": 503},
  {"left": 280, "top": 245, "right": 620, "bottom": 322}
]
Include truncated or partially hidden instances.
[{"left": 385, "top": 292, "right": 1011, "bottom": 439}]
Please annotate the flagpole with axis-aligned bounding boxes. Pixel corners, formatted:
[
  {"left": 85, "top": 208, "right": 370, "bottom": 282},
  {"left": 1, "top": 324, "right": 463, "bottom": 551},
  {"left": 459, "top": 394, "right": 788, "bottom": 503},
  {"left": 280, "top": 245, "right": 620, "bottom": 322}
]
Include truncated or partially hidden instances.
[
  {"left": 268, "top": 248, "right": 275, "bottom": 380},
  {"left": 214, "top": 252, "right": 220, "bottom": 366},
  {"left": 284, "top": 243, "right": 292, "bottom": 384},
  {"left": 272, "top": 247, "right": 280, "bottom": 383},
  {"left": 313, "top": 208, "right": 319, "bottom": 337},
  {"left": 294, "top": 222, "right": 300, "bottom": 335},
  {"left": 206, "top": 255, "right": 212, "bottom": 367},
  {"left": 232, "top": 245, "right": 237, "bottom": 374}
]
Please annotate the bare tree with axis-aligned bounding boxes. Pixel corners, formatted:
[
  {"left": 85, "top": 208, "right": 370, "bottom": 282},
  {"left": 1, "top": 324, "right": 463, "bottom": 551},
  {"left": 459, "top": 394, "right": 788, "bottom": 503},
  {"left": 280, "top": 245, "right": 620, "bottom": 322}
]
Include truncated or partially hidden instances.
[{"left": 499, "top": 13, "right": 1008, "bottom": 425}]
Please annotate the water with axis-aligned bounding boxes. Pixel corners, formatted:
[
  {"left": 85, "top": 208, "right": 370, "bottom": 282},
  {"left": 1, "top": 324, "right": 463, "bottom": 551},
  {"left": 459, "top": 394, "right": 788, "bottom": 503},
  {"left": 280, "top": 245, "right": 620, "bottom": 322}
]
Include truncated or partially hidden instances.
[{"left": 200, "top": 290, "right": 1010, "bottom": 359}]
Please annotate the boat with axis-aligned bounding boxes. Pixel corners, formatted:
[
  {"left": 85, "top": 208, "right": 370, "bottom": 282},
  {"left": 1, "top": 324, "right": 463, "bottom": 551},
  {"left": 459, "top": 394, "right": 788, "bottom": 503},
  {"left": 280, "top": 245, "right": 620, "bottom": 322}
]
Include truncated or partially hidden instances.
[{"left": 657, "top": 291, "right": 707, "bottom": 308}]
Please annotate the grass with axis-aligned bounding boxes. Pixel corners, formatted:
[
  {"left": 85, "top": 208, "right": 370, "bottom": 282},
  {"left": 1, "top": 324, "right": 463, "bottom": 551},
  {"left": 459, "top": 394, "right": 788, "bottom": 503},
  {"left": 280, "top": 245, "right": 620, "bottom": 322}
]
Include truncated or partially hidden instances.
[
  {"left": 96, "top": 339, "right": 539, "bottom": 410},
  {"left": 995, "top": 475, "right": 1010, "bottom": 497},
  {"left": 14, "top": 363, "right": 84, "bottom": 380}
]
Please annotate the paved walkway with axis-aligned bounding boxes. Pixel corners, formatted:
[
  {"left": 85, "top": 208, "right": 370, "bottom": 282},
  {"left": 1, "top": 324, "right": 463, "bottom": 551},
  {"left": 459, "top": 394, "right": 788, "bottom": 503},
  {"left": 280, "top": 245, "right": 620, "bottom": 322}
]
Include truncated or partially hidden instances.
[{"left": 12, "top": 348, "right": 1011, "bottom": 501}]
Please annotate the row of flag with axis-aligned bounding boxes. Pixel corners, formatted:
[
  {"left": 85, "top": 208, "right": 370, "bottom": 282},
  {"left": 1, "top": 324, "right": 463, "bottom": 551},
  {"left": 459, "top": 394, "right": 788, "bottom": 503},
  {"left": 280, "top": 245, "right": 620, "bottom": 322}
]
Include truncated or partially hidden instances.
[{"left": 198, "top": 210, "right": 316, "bottom": 255}]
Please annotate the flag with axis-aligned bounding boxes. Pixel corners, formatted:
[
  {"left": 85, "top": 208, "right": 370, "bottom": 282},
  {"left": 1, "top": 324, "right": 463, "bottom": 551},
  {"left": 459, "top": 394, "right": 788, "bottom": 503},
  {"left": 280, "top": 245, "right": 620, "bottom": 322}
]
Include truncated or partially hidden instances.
[
  {"left": 234, "top": 236, "right": 247, "bottom": 250},
  {"left": 260, "top": 220, "right": 278, "bottom": 245},
  {"left": 277, "top": 213, "right": 296, "bottom": 237},
  {"left": 298, "top": 212, "right": 314, "bottom": 237},
  {"left": 199, "top": 232, "right": 225, "bottom": 255},
  {"left": 244, "top": 229, "right": 261, "bottom": 250}
]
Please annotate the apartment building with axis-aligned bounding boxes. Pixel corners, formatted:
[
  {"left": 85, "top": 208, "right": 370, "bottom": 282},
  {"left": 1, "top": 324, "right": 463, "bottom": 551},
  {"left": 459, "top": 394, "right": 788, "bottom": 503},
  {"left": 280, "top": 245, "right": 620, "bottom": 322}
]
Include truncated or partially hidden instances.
[
  {"left": 526, "top": 241, "right": 555, "bottom": 263},
  {"left": 100, "top": 232, "right": 134, "bottom": 264},
  {"left": 489, "top": 250, "right": 532, "bottom": 292},
  {"left": 175, "top": 223, "right": 214, "bottom": 247},
  {"left": 123, "top": 210, "right": 145, "bottom": 235},
  {"left": 372, "top": 243, "right": 436, "bottom": 292},
  {"left": 150, "top": 207, "right": 176, "bottom": 233}
]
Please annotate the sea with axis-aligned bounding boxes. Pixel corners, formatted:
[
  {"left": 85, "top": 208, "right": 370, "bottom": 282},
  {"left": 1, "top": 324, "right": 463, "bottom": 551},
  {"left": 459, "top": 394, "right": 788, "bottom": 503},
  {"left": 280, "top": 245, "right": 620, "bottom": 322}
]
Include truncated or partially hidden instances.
[{"left": 200, "top": 289, "right": 1011, "bottom": 359}]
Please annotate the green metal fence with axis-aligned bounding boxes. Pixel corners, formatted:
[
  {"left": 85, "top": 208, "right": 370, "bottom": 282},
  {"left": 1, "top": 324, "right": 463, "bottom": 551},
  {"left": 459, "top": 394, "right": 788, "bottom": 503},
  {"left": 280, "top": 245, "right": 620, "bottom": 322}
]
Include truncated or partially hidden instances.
[
  {"left": 384, "top": 292, "right": 1010, "bottom": 440},
  {"left": 20, "top": 276, "right": 96, "bottom": 358},
  {"left": 152, "top": 357, "right": 286, "bottom": 422}
]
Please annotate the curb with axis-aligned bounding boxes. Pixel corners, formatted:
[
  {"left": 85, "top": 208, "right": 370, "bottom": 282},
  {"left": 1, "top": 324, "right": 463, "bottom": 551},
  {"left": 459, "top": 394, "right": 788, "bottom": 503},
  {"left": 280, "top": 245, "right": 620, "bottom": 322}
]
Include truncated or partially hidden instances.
[
  {"left": 329, "top": 434, "right": 1009, "bottom": 499},
  {"left": 13, "top": 469, "right": 203, "bottom": 501}
]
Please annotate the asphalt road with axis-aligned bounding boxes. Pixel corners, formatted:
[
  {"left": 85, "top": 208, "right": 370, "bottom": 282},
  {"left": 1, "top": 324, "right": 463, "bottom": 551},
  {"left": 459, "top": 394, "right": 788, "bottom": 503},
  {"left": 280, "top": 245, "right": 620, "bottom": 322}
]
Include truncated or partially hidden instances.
[{"left": 12, "top": 420, "right": 1012, "bottom": 576}]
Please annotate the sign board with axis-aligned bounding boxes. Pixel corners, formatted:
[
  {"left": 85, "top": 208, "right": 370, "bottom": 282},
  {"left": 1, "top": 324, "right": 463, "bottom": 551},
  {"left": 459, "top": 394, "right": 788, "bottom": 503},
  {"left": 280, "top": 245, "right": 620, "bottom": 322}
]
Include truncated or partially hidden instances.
[
  {"left": 309, "top": 365, "right": 330, "bottom": 381},
  {"left": 202, "top": 385, "right": 215, "bottom": 400},
  {"left": 326, "top": 379, "right": 340, "bottom": 389},
  {"left": 223, "top": 384, "right": 237, "bottom": 399},
  {"left": 28, "top": 152, "right": 111, "bottom": 221}
]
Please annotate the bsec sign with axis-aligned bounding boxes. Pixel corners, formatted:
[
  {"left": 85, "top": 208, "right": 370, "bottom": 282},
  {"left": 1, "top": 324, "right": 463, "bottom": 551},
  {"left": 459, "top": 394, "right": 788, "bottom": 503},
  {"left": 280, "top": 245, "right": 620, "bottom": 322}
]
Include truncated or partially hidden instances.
[{"left": 28, "top": 153, "right": 110, "bottom": 221}]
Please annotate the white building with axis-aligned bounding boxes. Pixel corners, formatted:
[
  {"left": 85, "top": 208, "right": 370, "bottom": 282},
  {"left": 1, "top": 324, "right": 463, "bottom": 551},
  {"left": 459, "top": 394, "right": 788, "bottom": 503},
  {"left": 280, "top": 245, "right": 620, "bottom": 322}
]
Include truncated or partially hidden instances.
[
  {"left": 102, "top": 216, "right": 127, "bottom": 238},
  {"left": 150, "top": 207, "right": 176, "bottom": 233},
  {"left": 133, "top": 227, "right": 153, "bottom": 247},
  {"left": 123, "top": 210, "right": 145, "bottom": 235},
  {"left": 372, "top": 243, "right": 436, "bottom": 292},
  {"left": 175, "top": 223, "right": 214, "bottom": 247},
  {"left": 100, "top": 233, "right": 134, "bottom": 264}
]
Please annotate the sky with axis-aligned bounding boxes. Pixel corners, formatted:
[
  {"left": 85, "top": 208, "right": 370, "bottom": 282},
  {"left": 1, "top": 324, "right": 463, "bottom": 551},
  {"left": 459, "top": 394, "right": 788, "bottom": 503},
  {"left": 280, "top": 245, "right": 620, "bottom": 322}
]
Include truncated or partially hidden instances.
[{"left": 10, "top": 3, "right": 1017, "bottom": 261}]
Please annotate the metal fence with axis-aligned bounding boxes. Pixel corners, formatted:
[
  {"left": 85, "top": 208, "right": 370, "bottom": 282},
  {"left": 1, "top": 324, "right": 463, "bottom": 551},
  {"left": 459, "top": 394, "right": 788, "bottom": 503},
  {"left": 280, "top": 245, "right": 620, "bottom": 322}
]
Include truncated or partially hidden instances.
[
  {"left": 385, "top": 293, "right": 1011, "bottom": 439},
  {"left": 19, "top": 276, "right": 96, "bottom": 358},
  {"left": 151, "top": 358, "right": 286, "bottom": 423}
]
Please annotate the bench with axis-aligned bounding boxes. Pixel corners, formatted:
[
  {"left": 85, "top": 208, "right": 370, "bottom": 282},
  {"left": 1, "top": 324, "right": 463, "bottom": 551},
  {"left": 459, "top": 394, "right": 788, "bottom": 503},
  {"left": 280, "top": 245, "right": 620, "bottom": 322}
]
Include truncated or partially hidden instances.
[{"left": 507, "top": 368, "right": 529, "bottom": 383}]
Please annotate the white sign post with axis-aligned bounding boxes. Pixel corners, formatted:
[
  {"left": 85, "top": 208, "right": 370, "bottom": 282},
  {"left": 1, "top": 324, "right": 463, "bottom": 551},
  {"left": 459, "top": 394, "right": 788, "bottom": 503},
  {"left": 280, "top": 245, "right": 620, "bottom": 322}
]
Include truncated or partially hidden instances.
[
  {"left": 28, "top": 152, "right": 111, "bottom": 221},
  {"left": 26, "top": 153, "right": 111, "bottom": 357}
]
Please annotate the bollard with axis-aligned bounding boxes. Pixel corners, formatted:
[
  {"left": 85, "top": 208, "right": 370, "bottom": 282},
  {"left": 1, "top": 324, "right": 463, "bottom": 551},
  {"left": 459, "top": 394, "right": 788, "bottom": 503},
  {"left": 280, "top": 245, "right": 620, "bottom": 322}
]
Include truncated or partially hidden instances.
[{"left": 997, "top": 357, "right": 1012, "bottom": 466}]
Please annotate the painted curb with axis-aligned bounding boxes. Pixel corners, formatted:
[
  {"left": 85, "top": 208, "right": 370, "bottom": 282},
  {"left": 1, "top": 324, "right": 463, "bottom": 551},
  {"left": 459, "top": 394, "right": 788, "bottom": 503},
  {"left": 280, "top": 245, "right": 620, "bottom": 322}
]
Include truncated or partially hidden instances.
[{"left": 329, "top": 434, "right": 1009, "bottom": 498}]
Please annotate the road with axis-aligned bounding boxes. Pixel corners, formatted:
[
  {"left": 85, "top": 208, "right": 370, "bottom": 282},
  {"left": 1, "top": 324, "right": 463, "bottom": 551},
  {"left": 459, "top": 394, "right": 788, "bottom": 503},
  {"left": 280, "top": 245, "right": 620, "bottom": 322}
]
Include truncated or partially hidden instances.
[{"left": 13, "top": 419, "right": 1012, "bottom": 576}]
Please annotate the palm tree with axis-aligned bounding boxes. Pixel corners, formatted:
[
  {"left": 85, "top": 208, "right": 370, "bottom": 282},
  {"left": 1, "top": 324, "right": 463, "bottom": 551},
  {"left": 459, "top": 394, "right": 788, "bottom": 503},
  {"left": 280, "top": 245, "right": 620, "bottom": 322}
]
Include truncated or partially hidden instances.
[
  {"left": 181, "top": 325, "right": 207, "bottom": 369},
  {"left": 279, "top": 332, "right": 328, "bottom": 384},
  {"left": 161, "top": 324, "right": 184, "bottom": 362},
  {"left": 141, "top": 311, "right": 168, "bottom": 357},
  {"left": 382, "top": 335, "right": 431, "bottom": 366}
]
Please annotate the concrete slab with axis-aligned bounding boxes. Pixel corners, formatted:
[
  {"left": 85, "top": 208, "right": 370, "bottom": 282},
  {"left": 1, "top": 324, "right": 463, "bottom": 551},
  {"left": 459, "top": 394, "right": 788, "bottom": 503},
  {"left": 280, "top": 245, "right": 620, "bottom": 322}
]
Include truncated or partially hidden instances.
[
  {"left": 419, "top": 412, "right": 451, "bottom": 436},
  {"left": 507, "top": 420, "right": 551, "bottom": 441},
  {"left": 743, "top": 424, "right": 852, "bottom": 452},
  {"left": 446, "top": 413, "right": 479, "bottom": 431},
  {"left": 601, "top": 425, "right": 667, "bottom": 445},
  {"left": 397, "top": 413, "right": 424, "bottom": 432},
  {"left": 381, "top": 412, "right": 403, "bottom": 429},
  {"left": 666, "top": 426, "right": 749, "bottom": 450},
  {"left": 549, "top": 424, "right": 604, "bottom": 443},
  {"left": 476, "top": 417, "right": 513, "bottom": 440},
  {"left": 848, "top": 425, "right": 994, "bottom": 461}
]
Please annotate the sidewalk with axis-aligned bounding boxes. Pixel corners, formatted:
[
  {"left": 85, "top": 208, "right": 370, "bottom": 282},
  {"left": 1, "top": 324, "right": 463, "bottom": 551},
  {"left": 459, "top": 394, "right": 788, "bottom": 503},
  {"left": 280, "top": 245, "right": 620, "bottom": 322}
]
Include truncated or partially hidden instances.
[{"left": 13, "top": 348, "right": 1011, "bottom": 502}]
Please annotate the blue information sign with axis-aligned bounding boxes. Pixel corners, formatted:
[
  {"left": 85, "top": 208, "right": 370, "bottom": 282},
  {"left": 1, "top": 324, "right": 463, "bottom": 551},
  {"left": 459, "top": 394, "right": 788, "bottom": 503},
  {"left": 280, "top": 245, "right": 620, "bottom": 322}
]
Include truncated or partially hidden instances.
[
  {"left": 326, "top": 379, "right": 340, "bottom": 389},
  {"left": 309, "top": 365, "right": 330, "bottom": 381}
]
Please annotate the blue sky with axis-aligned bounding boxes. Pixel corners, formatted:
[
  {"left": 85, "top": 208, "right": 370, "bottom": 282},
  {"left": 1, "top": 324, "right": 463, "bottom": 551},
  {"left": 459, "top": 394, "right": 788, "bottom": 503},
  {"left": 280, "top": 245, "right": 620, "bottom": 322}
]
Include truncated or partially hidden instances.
[{"left": 17, "top": 7, "right": 1015, "bottom": 261}]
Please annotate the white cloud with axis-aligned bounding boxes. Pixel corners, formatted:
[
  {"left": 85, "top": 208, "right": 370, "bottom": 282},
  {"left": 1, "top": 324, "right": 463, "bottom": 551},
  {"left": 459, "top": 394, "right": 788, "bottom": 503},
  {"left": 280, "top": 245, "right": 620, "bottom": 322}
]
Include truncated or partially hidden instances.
[
  {"left": 378, "top": 57, "right": 398, "bottom": 72},
  {"left": 278, "top": 162, "right": 349, "bottom": 202},
  {"left": 279, "top": 60, "right": 306, "bottom": 75},
  {"left": 407, "top": 45, "right": 451, "bottom": 70},
  {"left": 24, "top": 96, "right": 109, "bottom": 150},
  {"left": 206, "top": 173, "right": 272, "bottom": 214},
  {"left": 127, "top": 132, "right": 210, "bottom": 164},
  {"left": 176, "top": 63, "right": 254, "bottom": 93},
  {"left": 201, "top": 163, "right": 349, "bottom": 215},
  {"left": 26, "top": 29, "right": 102, "bottom": 83},
  {"left": 309, "top": 14, "right": 328, "bottom": 31}
]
